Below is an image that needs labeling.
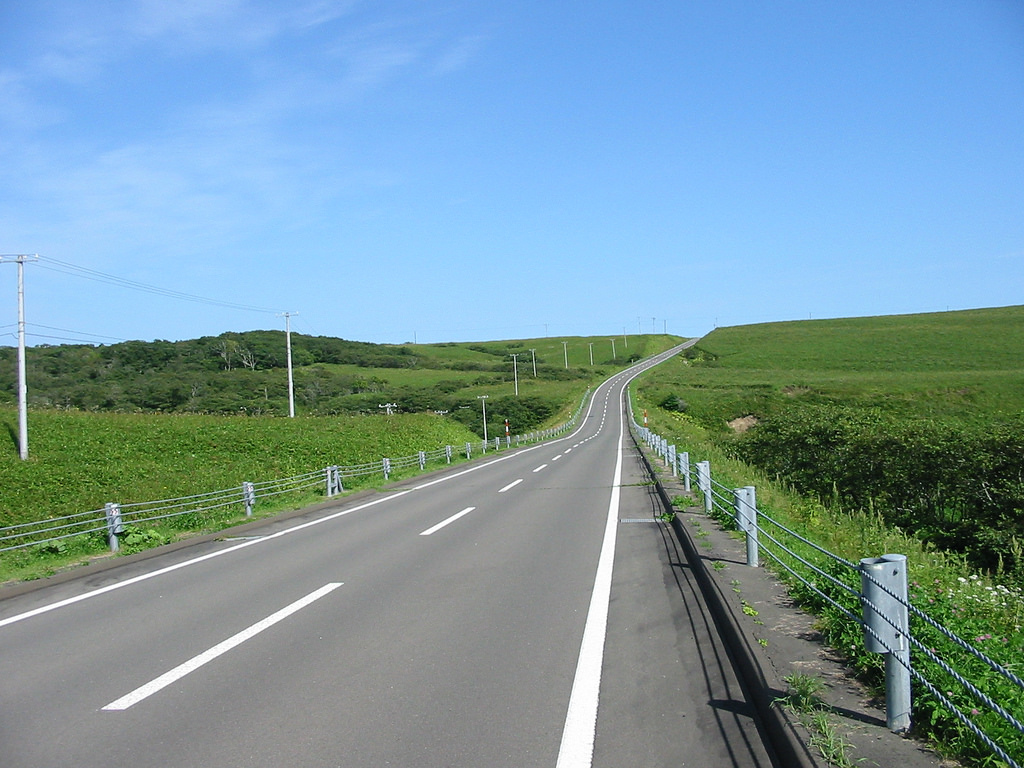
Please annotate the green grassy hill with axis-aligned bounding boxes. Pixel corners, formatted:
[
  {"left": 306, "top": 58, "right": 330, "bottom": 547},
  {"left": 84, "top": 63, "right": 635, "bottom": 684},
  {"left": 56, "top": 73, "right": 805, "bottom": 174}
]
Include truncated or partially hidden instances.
[
  {"left": 646, "top": 305, "right": 1024, "bottom": 429},
  {"left": 635, "top": 305, "right": 1024, "bottom": 575}
]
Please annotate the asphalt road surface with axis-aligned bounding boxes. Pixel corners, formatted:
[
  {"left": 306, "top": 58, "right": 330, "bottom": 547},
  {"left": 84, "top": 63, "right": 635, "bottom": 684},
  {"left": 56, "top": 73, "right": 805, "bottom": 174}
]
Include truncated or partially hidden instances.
[{"left": 0, "top": 344, "right": 776, "bottom": 767}]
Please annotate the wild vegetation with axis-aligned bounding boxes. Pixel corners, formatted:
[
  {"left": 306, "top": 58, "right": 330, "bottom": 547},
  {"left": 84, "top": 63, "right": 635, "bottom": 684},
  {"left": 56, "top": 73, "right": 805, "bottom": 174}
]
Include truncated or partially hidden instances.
[
  {"left": 631, "top": 305, "right": 1024, "bottom": 766},
  {"left": 638, "top": 306, "right": 1024, "bottom": 577}
]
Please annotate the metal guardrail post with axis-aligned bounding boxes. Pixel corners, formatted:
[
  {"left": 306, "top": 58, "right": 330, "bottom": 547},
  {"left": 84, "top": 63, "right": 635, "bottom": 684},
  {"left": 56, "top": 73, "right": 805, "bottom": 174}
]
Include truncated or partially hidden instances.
[
  {"left": 446, "top": 445, "right": 453, "bottom": 464},
  {"left": 733, "top": 486, "right": 758, "bottom": 567},
  {"left": 681, "top": 451, "right": 691, "bottom": 493},
  {"left": 696, "top": 461, "right": 712, "bottom": 514},
  {"left": 104, "top": 502, "right": 123, "bottom": 552},
  {"left": 324, "top": 467, "right": 342, "bottom": 498},
  {"left": 382, "top": 457, "right": 391, "bottom": 480},
  {"left": 860, "top": 554, "right": 912, "bottom": 733},
  {"left": 418, "top": 451, "right": 426, "bottom": 471},
  {"left": 668, "top": 444, "right": 677, "bottom": 476},
  {"left": 465, "top": 442, "right": 472, "bottom": 459},
  {"left": 243, "top": 481, "right": 256, "bottom": 515}
]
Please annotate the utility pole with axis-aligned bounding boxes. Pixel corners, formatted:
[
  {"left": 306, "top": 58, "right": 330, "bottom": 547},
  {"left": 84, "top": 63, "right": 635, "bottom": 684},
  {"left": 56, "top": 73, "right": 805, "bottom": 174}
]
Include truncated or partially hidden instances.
[
  {"left": 278, "top": 311, "right": 297, "bottom": 418},
  {"left": 610, "top": 338, "right": 616, "bottom": 359},
  {"left": 510, "top": 353, "right": 519, "bottom": 396},
  {"left": 478, "top": 395, "right": 489, "bottom": 443},
  {"left": 1, "top": 254, "right": 38, "bottom": 460},
  {"left": 588, "top": 342, "right": 593, "bottom": 365},
  {"left": 529, "top": 348, "right": 537, "bottom": 377},
  {"left": 562, "top": 340, "right": 568, "bottom": 369}
]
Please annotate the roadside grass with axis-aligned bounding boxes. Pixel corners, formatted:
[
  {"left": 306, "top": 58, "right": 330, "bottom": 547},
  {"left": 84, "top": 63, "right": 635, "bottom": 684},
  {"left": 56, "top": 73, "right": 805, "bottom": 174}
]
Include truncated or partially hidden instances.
[
  {"left": 0, "top": 409, "right": 482, "bottom": 582},
  {"left": 634, "top": 395, "right": 1024, "bottom": 766}
]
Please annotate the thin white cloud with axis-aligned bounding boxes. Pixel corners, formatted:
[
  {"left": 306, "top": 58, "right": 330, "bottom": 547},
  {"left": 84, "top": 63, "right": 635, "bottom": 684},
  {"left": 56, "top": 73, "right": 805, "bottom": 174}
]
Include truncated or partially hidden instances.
[
  {"left": 128, "top": 0, "right": 249, "bottom": 39},
  {"left": 0, "top": 71, "right": 61, "bottom": 130},
  {"left": 433, "top": 33, "right": 487, "bottom": 75}
]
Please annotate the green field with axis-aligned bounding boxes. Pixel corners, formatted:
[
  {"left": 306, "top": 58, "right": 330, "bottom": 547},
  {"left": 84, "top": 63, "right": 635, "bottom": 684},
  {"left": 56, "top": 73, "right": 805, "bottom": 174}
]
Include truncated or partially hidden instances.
[{"left": 642, "top": 306, "right": 1024, "bottom": 430}]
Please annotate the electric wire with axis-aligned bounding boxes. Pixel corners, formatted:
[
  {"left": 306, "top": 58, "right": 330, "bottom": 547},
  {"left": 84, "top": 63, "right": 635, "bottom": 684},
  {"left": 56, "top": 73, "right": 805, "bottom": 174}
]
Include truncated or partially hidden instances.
[
  {"left": 36, "top": 256, "right": 282, "bottom": 314},
  {"left": 27, "top": 323, "right": 127, "bottom": 343}
]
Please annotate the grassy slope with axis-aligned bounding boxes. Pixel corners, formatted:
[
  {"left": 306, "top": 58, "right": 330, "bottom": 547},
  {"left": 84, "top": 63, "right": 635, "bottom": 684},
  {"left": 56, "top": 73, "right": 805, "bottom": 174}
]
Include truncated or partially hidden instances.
[
  {"left": 652, "top": 306, "right": 1024, "bottom": 429},
  {"left": 0, "top": 409, "right": 479, "bottom": 527}
]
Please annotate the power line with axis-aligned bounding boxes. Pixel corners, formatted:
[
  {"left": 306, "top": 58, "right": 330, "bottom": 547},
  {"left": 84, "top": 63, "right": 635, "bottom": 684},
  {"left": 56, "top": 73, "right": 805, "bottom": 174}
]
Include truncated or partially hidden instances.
[
  {"left": 36, "top": 257, "right": 282, "bottom": 314},
  {"left": 27, "top": 323, "right": 127, "bottom": 343},
  {"left": 25, "top": 332, "right": 120, "bottom": 345}
]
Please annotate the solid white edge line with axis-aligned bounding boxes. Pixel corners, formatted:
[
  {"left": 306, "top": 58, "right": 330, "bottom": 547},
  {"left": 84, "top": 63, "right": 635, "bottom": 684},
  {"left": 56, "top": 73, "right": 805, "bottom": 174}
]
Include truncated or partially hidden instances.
[
  {"left": 554, "top": 350, "right": 685, "bottom": 767},
  {"left": 498, "top": 479, "right": 523, "bottom": 494},
  {"left": 555, "top": 386, "right": 626, "bottom": 768},
  {"left": 102, "top": 582, "right": 343, "bottom": 711},
  {"left": 419, "top": 506, "right": 476, "bottom": 536}
]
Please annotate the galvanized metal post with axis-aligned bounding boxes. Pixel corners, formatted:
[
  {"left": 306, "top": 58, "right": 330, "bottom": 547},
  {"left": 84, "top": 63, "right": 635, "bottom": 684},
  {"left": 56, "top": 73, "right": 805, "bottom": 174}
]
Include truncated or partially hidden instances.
[
  {"left": 860, "top": 554, "right": 911, "bottom": 733},
  {"left": 325, "top": 467, "right": 342, "bottom": 498},
  {"left": 104, "top": 502, "right": 123, "bottom": 552},
  {"left": 681, "top": 452, "right": 691, "bottom": 493},
  {"left": 243, "top": 481, "right": 256, "bottom": 515},
  {"left": 465, "top": 442, "right": 472, "bottom": 459},
  {"left": 418, "top": 451, "right": 426, "bottom": 471},
  {"left": 696, "top": 460, "right": 712, "bottom": 514},
  {"left": 382, "top": 457, "right": 391, "bottom": 480},
  {"left": 668, "top": 444, "right": 677, "bottom": 476},
  {"left": 733, "top": 486, "right": 758, "bottom": 567},
  {"left": 446, "top": 445, "right": 453, "bottom": 464}
]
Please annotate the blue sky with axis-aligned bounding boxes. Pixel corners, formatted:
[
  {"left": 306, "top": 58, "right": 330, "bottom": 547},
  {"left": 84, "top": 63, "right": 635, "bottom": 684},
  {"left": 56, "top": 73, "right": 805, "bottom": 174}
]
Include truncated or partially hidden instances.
[{"left": 1, "top": 1, "right": 1022, "bottom": 345}]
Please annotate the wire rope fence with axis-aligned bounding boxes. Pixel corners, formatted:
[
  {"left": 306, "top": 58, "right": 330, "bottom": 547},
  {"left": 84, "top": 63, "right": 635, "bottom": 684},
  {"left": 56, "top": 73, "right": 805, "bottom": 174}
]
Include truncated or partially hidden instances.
[
  {"left": 1, "top": 390, "right": 592, "bottom": 559},
  {"left": 632, "top": 415, "right": 1024, "bottom": 768}
]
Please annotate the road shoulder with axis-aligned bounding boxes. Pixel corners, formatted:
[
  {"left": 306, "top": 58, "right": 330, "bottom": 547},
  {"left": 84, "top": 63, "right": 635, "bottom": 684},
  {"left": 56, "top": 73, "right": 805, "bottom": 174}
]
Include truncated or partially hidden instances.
[{"left": 640, "top": 441, "right": 952, "bottom": 768}]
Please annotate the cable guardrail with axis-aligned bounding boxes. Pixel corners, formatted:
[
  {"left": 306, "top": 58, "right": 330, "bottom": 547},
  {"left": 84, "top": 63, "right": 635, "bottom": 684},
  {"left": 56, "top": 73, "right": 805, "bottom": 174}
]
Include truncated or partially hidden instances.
[
  {"left": 630, "top": 411, "right": 1024, "bottom": 768},
  {"left": 0, "top": 386, "right": 595, "bottom": 558}
]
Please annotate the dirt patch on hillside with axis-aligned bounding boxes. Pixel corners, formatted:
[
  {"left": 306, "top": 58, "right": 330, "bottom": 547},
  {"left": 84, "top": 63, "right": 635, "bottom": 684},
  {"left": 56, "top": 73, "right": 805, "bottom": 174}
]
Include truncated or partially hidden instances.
[{"left": 728, "top": 415, "right": 758, "bottom": 433}]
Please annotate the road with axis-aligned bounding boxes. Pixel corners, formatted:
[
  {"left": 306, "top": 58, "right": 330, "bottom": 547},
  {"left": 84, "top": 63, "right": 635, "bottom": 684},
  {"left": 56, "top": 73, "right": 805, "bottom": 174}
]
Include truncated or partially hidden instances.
[{"left": 0, "top": 345, "right": 776, "bottom": 767}]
